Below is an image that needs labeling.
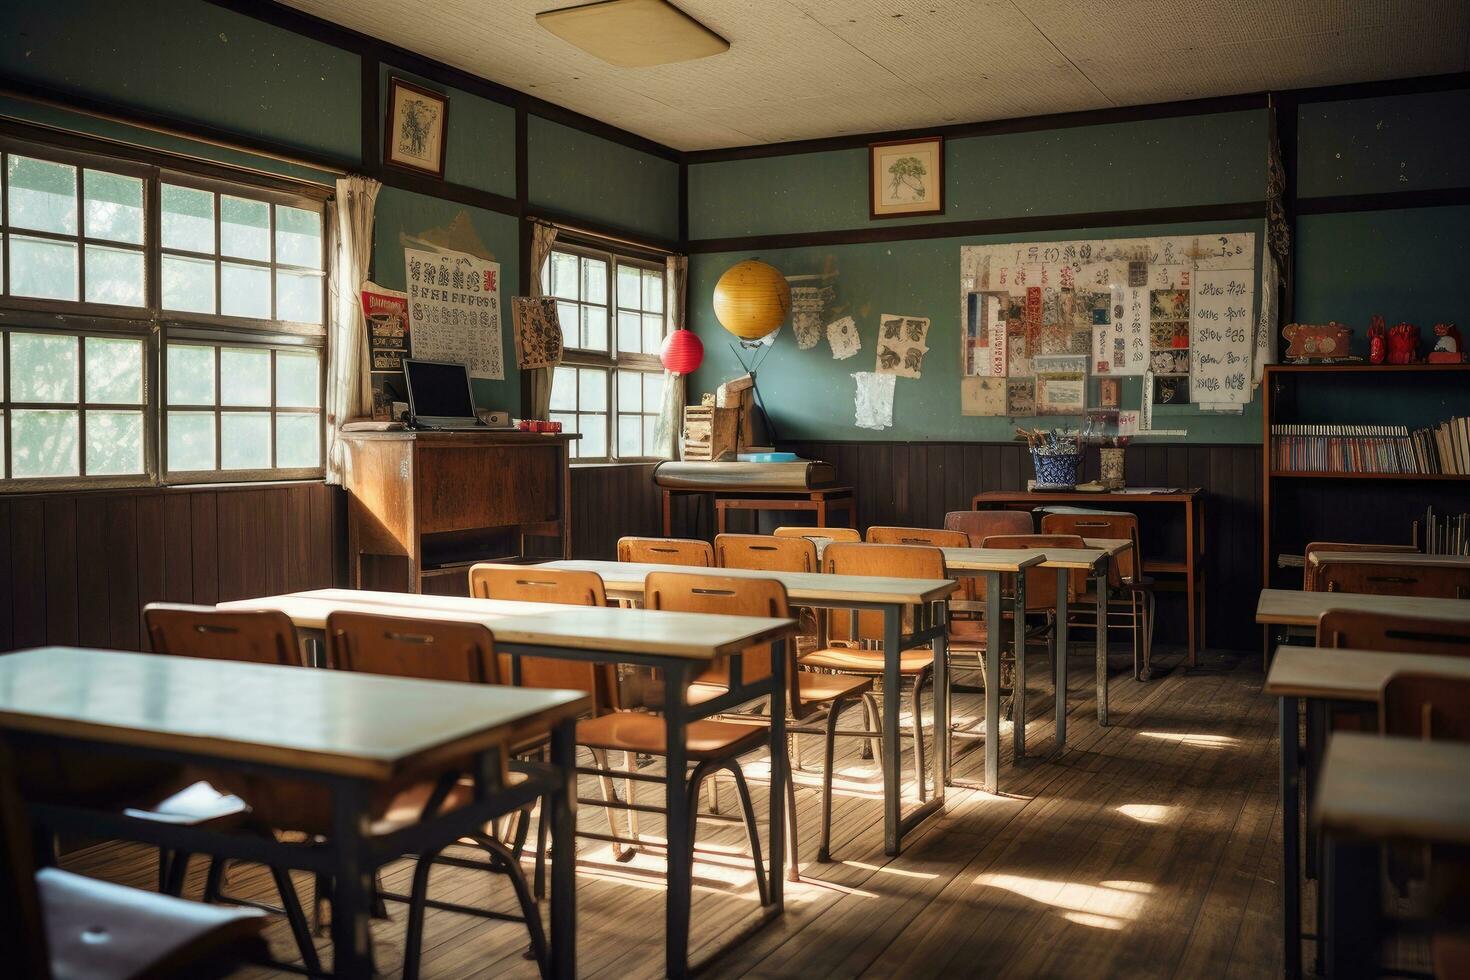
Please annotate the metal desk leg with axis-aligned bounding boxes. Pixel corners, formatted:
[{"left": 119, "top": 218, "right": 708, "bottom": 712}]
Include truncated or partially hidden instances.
[
  {"left": 1055, "top": 568, "right": 1069, "bottom": 751},
  {"left": 329, "top": 778, "right": 375, "bottom": 980},
  {"left": 1013, "top": 569, "right": 1027, "bottom": 761},
  {"left": 933, "top": 604, "right": 950, "bottom": 795},
  {"left": 548, "top": 716, "right": 577, "bottom": 980},
  {"left": 1280, "top": 695, "right": 1301, "bottom": 980},
  {"left": 984, "top": 586, "right": 1003, "bottom": 795},
  {"left": 1095, "top": 570, "right": 1110, "bottom": 727},
  {"left": 1323, "top": 834, "right": 1379, "bottom": 980},
  {"left": 768, "top": 641, "right": 788, "bottom": 902},
  {"left": 882, "top": 605, "right": 903, "bottom": 856},
  {"left": 663, "top": 663, "right": 693, "bottom": 978}
]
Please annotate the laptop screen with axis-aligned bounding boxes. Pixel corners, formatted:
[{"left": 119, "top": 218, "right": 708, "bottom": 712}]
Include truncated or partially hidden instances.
[{"left": 404, "top": 360, "right": 476, "bottom": 419}]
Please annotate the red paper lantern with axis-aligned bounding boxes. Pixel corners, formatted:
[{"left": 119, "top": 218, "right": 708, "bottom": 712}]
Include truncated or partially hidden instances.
[{"left": 660, "top": 327, "right": 704, "bottom": 374}]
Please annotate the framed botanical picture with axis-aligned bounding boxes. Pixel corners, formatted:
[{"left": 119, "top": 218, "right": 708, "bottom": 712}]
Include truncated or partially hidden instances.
[
  {"left": 869, "top": 136, "right": 943, "bottom": 219},
  {"left": 385, "top": 77, "right": 449, "bottom": 178}
]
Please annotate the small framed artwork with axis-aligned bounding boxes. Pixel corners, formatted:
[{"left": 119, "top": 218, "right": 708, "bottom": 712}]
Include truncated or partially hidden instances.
[
  {"left": 869, "top": 136, "right": 943, "bottom": 219},
  {"left": 385, "top": 77, "right": 449, "bottom": 178},
  {"left": 1098, "top": 377, "right": 1121, "bottom": 409}
]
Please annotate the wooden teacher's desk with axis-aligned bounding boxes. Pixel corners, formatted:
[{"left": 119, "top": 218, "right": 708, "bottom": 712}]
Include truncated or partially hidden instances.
[
  {"left": 973, "top": 488, "right": 1206, "bottom": 664},
  {"left": 662, "top": 485, "right": 857, "bottom": 535}
]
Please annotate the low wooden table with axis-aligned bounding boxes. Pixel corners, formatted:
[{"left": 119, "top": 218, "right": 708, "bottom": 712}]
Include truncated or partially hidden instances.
[
  {"left": 662, "top": 485, "right": 856, "bottom": 536},
  {"left": 0, "top": 647, "right": 586, "bottom": 980}
]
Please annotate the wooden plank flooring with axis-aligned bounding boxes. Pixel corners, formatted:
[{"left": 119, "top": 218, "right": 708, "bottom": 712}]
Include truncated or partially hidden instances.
[{"left": 63, "top": 646, "right": 1288, "bottom": 978}]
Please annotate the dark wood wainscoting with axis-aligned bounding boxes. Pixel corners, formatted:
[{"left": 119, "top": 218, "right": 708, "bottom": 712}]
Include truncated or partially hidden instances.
[
  {"left": 565, "top": 463, "right": 665, "bottom": 559},
  {"left": 0, "top": 482, "right": 345, "bottom": 654}
]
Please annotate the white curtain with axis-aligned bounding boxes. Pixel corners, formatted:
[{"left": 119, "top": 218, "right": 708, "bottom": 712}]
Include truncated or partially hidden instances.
[
  {"left": 653, "top": 254, "right": 689, "bottom": 460},
  {"left": 527, "top": 223, "right": 559, "bottom": 420},
  {"left": 325, "top": 175, "right": 381, "bottom": 483}
]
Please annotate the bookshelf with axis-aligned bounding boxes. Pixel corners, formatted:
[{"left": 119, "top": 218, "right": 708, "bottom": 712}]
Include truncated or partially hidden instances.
[{"left": 1262, "top": 362, "right": 1470, "bottom": 590}]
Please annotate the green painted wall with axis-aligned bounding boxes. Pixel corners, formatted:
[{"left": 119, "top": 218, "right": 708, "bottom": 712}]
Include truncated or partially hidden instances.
[
  {"left": 0, "top": 0, "right": 361, "bottom": 161},
  {"left": 1296, "top": 90, "right": 1470, "bottom": 197},
  {"left": 371, "top": 186, "right": 522, "bottom": 413},
  {"left": 527, "top": 115, "right": 679, "bottom": 240},
  {"left": 377, "top": 64, "right": 516, "bottom": 198}
]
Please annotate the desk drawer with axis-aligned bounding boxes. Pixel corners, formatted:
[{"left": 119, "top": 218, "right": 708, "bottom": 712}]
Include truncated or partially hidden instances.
[{"left": 417, "top": 446, "right": 561, "bottom": 533}]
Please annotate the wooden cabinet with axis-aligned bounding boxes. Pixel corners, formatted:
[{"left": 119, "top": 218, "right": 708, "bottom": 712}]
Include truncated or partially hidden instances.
[{"left": 339, "top": 431, "right": 574, "bottom": 593}]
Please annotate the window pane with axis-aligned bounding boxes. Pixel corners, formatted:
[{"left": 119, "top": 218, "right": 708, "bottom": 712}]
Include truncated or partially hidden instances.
[
  {"left": 85, "top": 410, "right": 143, "bottom": 475},
  {"left": 276, "top": 270, "right": 322, "bottom": 323},
  {"left": 167, "top": 411, "right": 214, "bottom": 470},
  {"left": 85, "top": 337, "right": 143, "bottom": 404},
  {"left": 617, "top": 311, "right": 641, "bottom": 353},
  {"left": 84, "top": 244, "right": 145, "bottom": 306},
  {"left": 554, "top": 302, "right": 578, "bottom": 347},
  {"left": 550, "top": 413, "right": 577, "bottom": 458},
  {"left": 643, "top": 371, "right": 664, "bottom": 408},
  {"left": 274, "top": 206, "right": 321, "bottom": 268},
  {"left": 7, "top": 156, "right": 76, "bottom": 234},
  {"left": 221, "top": 412, "right": 271, "bottom": 469},
  {"left": 643, "top": 270, "right": 664, "bottom": 312},
  {"left": 10, "top": 333, "right": 78, "bottom": 403},
  {"left": 578, "top": 413, "right": 606, "bottom": 458},
  {"left": 162, "top": 254, "right": 215, "bottom": 313},
  {"left": 581, "top": 305, "right": 608, "bottom": 352},
  {"left": 618, "top": 414, "right": 641, "bottom": 458},
  {"left": 10, "top": 235, "right": 78, "bottom": 301},
  {"left": 550, "top": 368, "right": 576, "bottom": 411},
  {"left": 84, "top": 170, "right": 144, "bottom": 244},
  {"left": 11, "top": 409, "right": 79, "bottom": 477},
  {"left": 643, "top": 313, "right": 664, "bottom": 354},
  {"left": 220, "top": 348, "right": 270, "bottom": 406},
  {"left": 221, "top": 262, "right": 270, "bottom": 319},
  {"left": 220, "top": 196, "right": 270, "bottom": 260},
  {"left": 578, "top": 368, "right": 606, "bottom": 410},
  {"left": 167, "top": 344, "right": 215, "bottom": 405},
  {"left": 276, "top": 350, "right": 320, "bottom": 407},
  {"left": 276, "top": 413, "right": 320, "bottom": 468},
  {"left": 617, "top": 370, "right": 641, "bottom": 413},
  {"left": 583, "top": 257, "right": 608, "bottom": 304},
  {"left": 161, "top": 184, "right": 214, "bottom": 253},
  {"left": 548, "top": 252, "right": 578, "bottom": 300},
  {"left": 616, "top": 263, "right": 640, "bottom": 310},
  {"left": 644, "top": 415, "right": 659, "bottom": 456}
]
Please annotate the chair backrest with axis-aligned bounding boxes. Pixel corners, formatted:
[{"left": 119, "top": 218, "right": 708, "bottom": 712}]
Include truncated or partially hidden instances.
[
  {"left": 1039, "top": 511, "right": 1136, "bottom": 583},
  {"left": 1303, "top": 541, "right": 1417, "bottom": 591},
  {"left": 714, "top": 534, "right": 817, "bottom": 573},
  {"left": 943, "top": 509, "right": 1033, "bottom": 540},
  {"left": 866, "top": 526, "right": 970, "bottom": 548},
  {"left": 465, "top": 564, "right": 615, "bottom": 711},
  {"left": 980, "top": 533, "right": 1088, "bottom": 610},
  {"left": 642, "top": 572, "right": 805, "bottom": 716},
  {"left": 1317, "top": 609, "right": 1470, "bottom": 656},
  {"left": 617, "top": 536, "right": 713, "bottom": 567},
  {"left": 1319, "top": 561, "right": 1470, "bottom": 600},
  {"left": 1381, "top": 673, "right": 1470, "bottom": 742},
  {"left": 773, "top": 525, "right": 861, "bottom": 543},
  {"left": 0, "top": 739, "right": 47, "bottom": 979},
  {"left": 823, "top": 542, "right": 946, "bottom": 643},
  {"left": 325, "top": 611, "right": 500, "bottom": 684},
  {"left": 143, "top": 603, "right": 301, "bottom": 666}
]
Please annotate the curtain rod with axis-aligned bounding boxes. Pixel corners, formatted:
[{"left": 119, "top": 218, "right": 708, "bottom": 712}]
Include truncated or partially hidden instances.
[{"left": 532, "top": 216, "right": 679, "bottom": 257}]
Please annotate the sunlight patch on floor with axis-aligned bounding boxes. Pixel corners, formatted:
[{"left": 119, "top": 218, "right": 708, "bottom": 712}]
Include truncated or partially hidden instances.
[
  {"left": 1137, "top": 731, "right": 1239, "bottom": 749},
  {"left": 973, "top": 873, "right": 1152, "bottom": 927},
  {"left": 1117, "top": 803, "right": 1175, "bottom": 824}
]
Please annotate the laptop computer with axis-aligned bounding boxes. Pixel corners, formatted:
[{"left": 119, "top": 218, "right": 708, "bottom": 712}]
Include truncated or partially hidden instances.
[{"left": 403, "top": 359, "right": 487, "bottom": 430}]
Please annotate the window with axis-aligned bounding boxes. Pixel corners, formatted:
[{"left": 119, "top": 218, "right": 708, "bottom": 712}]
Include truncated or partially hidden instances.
[
  {"left": 0, "top": 135, "right": 328, "bottom": 489},
  {"left": 544, "top": 243, "right": 668, "bottom": 462}
]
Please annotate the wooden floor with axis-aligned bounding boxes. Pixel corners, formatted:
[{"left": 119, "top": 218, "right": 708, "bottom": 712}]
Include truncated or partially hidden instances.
[{"left": 65, "top": 645, "right": 1289, "bottom": 978}]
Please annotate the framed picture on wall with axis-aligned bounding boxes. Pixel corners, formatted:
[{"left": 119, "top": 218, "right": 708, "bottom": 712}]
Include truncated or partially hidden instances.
[
  {"left": 869, "top": 136, "right": 943, "bottom": 219},
  {"left": 385, "top": 77, "right": 449, "bottom": 178}
]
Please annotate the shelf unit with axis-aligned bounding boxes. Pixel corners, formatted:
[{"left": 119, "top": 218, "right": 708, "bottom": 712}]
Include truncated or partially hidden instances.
[{"left": 1261, "top": 362, "right": 1470, "bottom": 591}]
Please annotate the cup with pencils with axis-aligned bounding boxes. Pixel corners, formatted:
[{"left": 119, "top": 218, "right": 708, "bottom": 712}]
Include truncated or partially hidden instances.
[{"left": 1018, "top": 427, "right": 1083, "bottom": 490}]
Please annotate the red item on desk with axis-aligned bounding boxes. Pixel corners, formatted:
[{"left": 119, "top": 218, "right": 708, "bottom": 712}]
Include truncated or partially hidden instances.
[{"left": 517, "top": 419, "right": 562, "bottom": 433}]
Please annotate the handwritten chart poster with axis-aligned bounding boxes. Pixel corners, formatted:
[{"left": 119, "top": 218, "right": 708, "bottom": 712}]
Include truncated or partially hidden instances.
[
  {"left": 404, "top": 246, "right": 504, "bottom": 380},
  {"left": 1190, "top": 269, "right": 1254, "bottom": 404}
]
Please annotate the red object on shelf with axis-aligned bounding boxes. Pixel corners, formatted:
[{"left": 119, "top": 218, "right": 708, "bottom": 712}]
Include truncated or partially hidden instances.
[
  {"left": 516, "top": 419, "right": 563, "bottom": 433},
  {"left": 1368, "top": 313, "right": 1386, "bottom": 364},
  {"left": 660, "top": 328, "right": 704, "bottom": 375},
  {"left": 1386, "top": 321, "right": 1420, "bottom": 365}
]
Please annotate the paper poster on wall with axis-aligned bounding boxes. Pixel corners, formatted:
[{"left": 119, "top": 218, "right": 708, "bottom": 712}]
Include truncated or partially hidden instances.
[
  {"left": 510, "top": 296, "right": 563, "bottom": 370},
  {"left": 963, "top": 290, "right": 1008, "bottom": 377},
  {"left": 1190, "top": 268, "right": 1255, "bottom": 404},
  {"left": 960, "top": 377, "right": 1007, "bottom": 416},
  {"left": 827, "top": 316, "right": 861, "bottom": 360},
  {"left": 852, "top": 371, "right": 895, "bottom": 430},
  {"left": 789, "top": 282, "right": 834, "bottom": 350},
  {"left": 404, "top": 246, "right": 504, "bottom": 380},
  {"left": 360, "top": 282, "right": 410, "bottom": 374},
  {"left": 1006, "top": 377, "right": 1036, "bottom": 416},
  {"left": 1034, "top": 354, "right": 1088, "bottom": 416},
  {"left": 875, "top": 314, "right": 929, "bottom": 378}
]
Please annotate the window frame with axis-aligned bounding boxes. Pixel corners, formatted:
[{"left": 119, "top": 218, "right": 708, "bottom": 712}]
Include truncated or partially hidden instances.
[
  {"left": 0, "top": 129, "right": 331, "bottom": 492},
  {"left": 548, "top": 239, "right": 668, "bottom": 464}
]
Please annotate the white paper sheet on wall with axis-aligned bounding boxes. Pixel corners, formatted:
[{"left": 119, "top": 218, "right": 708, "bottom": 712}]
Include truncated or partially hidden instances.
[
  {"left": 404, "top": 246, "right": 504, "bottom": 380},
  {"left": 853, "top": 371, "right": 895, "bottom": 430},
  {"left": 827, "top": 316, "right": 862, "bottom": 360},
  {"left": 1190, "top": 268, "right": 1255, "bottom": 404}
]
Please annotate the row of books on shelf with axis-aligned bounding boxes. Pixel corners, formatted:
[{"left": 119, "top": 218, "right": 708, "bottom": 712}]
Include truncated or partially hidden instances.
[{"left": 1269, "top": 417, "right": 1470, "bottom": 475}]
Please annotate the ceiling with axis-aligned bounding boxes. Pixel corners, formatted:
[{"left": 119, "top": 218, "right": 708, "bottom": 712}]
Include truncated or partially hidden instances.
[{"left": 279, "top": 0, "right": 1470, "bottom": 151}]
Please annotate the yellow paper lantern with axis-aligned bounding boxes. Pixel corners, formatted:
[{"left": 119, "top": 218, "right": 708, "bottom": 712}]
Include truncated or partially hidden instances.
[{"left": 713, "top": 260, "right": 791, "bottom": 340}]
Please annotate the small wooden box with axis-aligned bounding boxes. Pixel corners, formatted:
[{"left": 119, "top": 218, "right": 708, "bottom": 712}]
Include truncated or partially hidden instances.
[{"left": 682, "top": 405, "right": 738, "bottom": 461}]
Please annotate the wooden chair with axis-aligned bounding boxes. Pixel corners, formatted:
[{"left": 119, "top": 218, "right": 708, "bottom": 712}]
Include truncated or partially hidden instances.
[
  {"left": 773, "top": 525, "right": 862, "bottom": 543},
  {"left": 1318, "top": 609, "right": 1470, "bottom": 656},
  {"left": 943, "top": 509, "right": 1033, "bottom": 540},
  {"left": 865, "top": 526, "right": 970, "bottom": 548},
  {"left": 324, "top": 612, "right": 547, "bottom": 980},
  {"left": 1040, "top": 512, "right": 1155, "bottom": 679},
  {"left": 1303, "top": 541, "right": 1417, "bottom": 592},
  {"left": 645, "top": 571, "right": 873, "bottom": 864},
  {"left": 800, "top": 543, "right": 940, "bottom": 801},
  {"left": 715, "top": 533, "right": 818, "bottom": 573},
  {"left": 1319, "top": 560, "right": 1470, "bottom": 599},
  {"left": 617, "top": 536, "right": 713, "bottom": 566},
  {"left": 144, "top": 604, "right": 303, "bottom": 666},
  {"left": 980, "top": 533, "right": 1089, "bottom": 712}
]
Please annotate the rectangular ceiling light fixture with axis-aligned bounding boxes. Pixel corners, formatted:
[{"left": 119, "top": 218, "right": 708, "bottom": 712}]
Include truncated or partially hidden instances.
[{"left": 536, "top": 0, "right": 729, "bottom": 67}]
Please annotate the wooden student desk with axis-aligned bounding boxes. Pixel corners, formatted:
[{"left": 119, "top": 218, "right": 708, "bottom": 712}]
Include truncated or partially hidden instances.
[
  {"left": 0, "top": 647, "right": 586, "bottom": 980},
  {"left": 663, "top": 485, "right": 857, "bottom": 535},
  {"left": 973, "top": 488, "right": 1205, "bottom": 665},
  {"left": 1309, "top": 550, "right": 1470, "bottom": 569},
  {"left": 224, "top": 588, "right": 797, "bottom": 978},
  {"left": 1255, "top": 588, "right": 1470, "bottom": 630}
]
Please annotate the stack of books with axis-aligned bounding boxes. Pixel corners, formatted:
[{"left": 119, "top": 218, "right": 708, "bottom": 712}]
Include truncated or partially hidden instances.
[
  {"left": 1270, "top": 416, "right": 1470, "bottom": 474},
  {"left": 1419, "top": 507, "right": 1470, "bottom": 555}
]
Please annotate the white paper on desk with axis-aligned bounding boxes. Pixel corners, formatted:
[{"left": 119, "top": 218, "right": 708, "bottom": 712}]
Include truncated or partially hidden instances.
[
  {"left": 852, "top": 371, "right": 895, "bottom": 430},
  {"left": 827, "top": 315, "right": 861, "bottom": 360}
]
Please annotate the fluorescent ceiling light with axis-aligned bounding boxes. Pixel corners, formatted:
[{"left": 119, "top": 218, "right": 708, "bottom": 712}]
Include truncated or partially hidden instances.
[{"left": 536, "top": 0, "right": 729, "bottom": 68}]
